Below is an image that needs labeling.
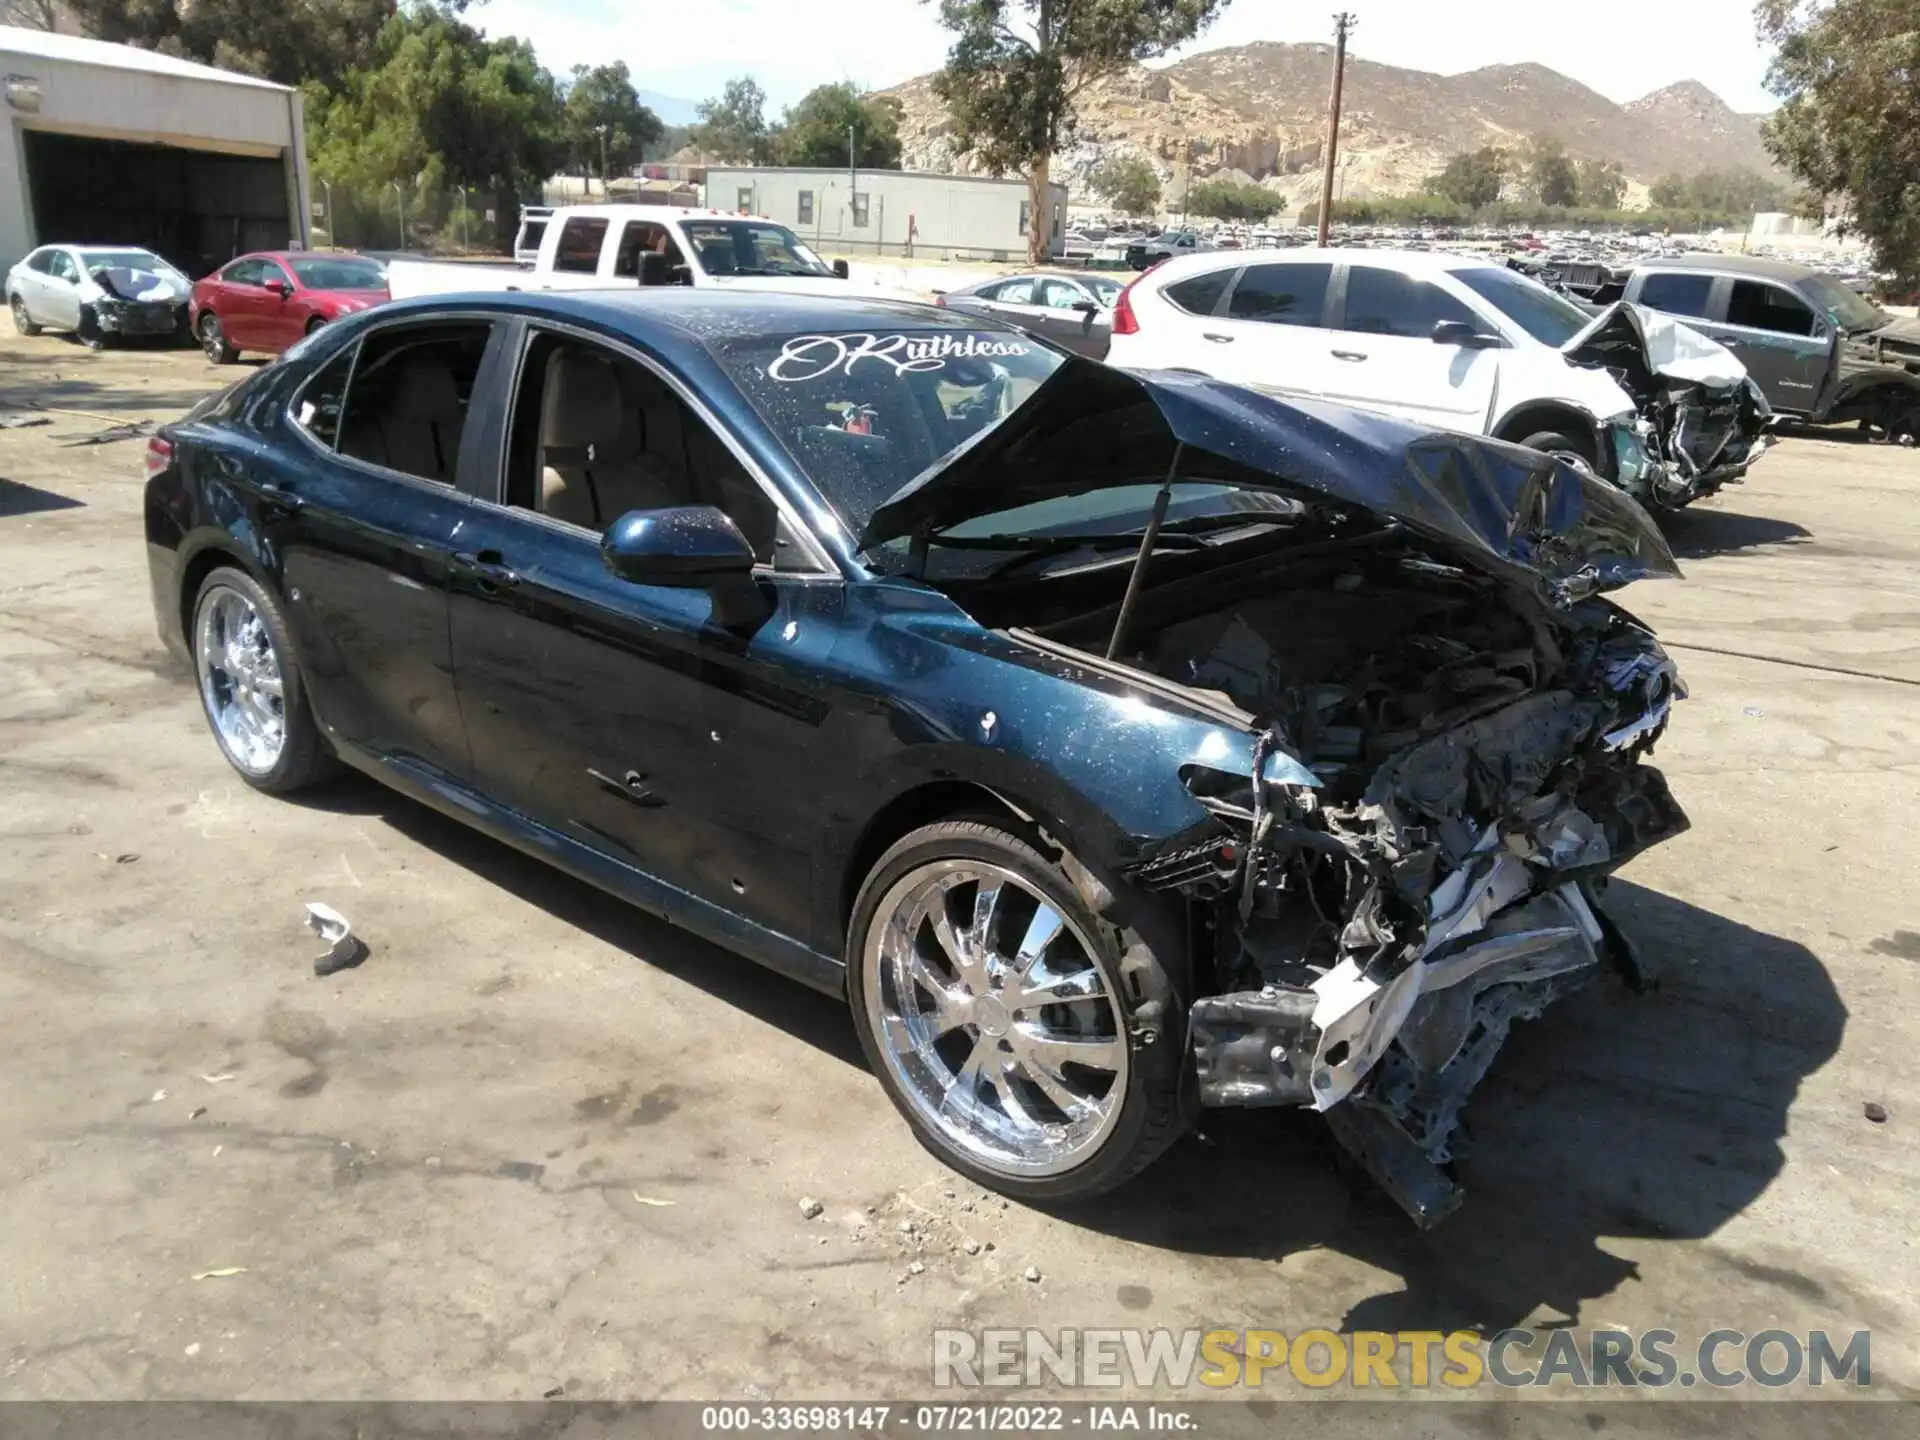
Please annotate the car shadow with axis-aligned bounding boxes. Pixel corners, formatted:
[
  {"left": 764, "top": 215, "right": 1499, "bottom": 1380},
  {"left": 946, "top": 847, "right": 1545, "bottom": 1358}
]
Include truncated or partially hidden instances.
[
  {"left": 0, "top": 477, "right": 86, "bottom": 517},
  {"left": 0, "top": 344, "right": 234, "bottom": 416},
  {"left": 1045, "top": 880, "right": 1845, "bottom": 1335},
  {"left": 290, "top": 770, "right": 867, "bottom": 1068},
  {"left": 1661, "top": 505, "right": 1812, "bottom": 558}
]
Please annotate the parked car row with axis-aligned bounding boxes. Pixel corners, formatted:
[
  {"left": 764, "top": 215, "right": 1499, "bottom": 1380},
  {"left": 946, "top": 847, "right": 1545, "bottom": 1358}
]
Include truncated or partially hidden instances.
[{"left": 5, "top": 244, "right": 390, "bottom": 361}]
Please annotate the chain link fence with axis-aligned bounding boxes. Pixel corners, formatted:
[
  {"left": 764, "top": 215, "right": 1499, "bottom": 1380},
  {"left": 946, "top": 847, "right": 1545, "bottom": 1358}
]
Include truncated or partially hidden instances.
[{"left": 309, "top": 182, "right": 533, "bottom": 255}]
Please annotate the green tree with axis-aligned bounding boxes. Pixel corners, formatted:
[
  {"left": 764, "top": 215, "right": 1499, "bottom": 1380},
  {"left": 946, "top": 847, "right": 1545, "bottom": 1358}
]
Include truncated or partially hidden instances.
[
  {"left": 773, "top": 84, "right": 904, "bottom": 168},
  {"left": 306, "top": 5, "right": 564, "bottom": 248},
  {"left": 1759, "top": 0, "right": 1920, "bottom": 284},
  {"left": 1426, "top": 146, "right": 1508, "bottom": 208},
  {"left": 1649, "top": 172, "right": 1690, "bottom": 209},
  {"left": 931, "top": 0, "right": 1227, "bottom": 265},
  {"left": 1576, "top": 158, "right": 1627, "bottom": 210},
  {"left": 690, "top": 76, "right": 774, "bottom": 163},
  {"left": 67, "top": 0, "right": 395, "bottom": 91},
  {"left": 1087, "top": 153, "right": 1162, "bottom": 214},
  {"left": 1526, "top": 137, "right": 1579, "bottom": 207},
  {"left": 1187, "top": 176, "right": 1274, "bottom": 222},
  {"left": 564, "top": 62, "right": 663, "bottom": 192}
]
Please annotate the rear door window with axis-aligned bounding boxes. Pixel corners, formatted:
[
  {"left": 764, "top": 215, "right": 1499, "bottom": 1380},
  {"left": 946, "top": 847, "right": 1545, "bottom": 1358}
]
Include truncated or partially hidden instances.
[
  {"left": 1727, "top": 280, "right": 1816, "bottom": 337},
  {"left": 1340, "top": 266, "right": 1478, "bottom": 338},
  {"left": 1226, "top": 263, "right": 1333, "bottom": 327},
  {"left": 552, "top": 218, "right": 609, "bottom": 274},
  {"left": 993, "top": 278, "right": 1037, "bottom": 306},
  {"left": 1636, "top": 271, "right": 1715, "bottom": 318},
  {"left": 1163, "top": 269, "right": 1234, "bottom": 316},
  {"left": 335, "top": 321, "right": 495, "bottom": 485}
]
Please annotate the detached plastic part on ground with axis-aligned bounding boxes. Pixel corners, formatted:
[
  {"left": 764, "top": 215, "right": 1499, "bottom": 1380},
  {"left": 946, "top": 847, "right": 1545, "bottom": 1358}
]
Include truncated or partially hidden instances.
[{"left": 305, "top": 902, "right": 369, "bottom": 976}]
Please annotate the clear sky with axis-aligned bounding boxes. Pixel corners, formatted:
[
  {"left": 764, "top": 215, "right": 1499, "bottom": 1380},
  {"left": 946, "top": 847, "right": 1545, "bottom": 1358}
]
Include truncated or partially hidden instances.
[{"left": 471, "top": 0, "right": 1780, "bottom": 116}]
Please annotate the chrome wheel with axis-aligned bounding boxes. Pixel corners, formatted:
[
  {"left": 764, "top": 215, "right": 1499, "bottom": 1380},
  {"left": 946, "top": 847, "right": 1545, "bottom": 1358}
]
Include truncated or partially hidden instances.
[
  {"left": 194, "top": 584, "right": 286, "bottom": 775},
  {"left": 863, "top": 860, "right": 1129, "bottom": 1177},
  {"left": 10, "top": 294, "right": 37, "bottom": 335}
]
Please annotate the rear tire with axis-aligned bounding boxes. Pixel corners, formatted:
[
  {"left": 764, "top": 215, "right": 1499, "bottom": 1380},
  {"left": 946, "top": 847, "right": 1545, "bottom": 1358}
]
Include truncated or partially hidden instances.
[
  {"left": 190, "top": 567, "right": 336, "bottom": 794},
  {"left": 845, "top": 816, "right": 1189, "bottom": 1202},
  {"left": 9, "top": 293, "right": 40, "bottom": 336},
  {"left": 199, "top": 312, "right": 239, "bottom": 364}
]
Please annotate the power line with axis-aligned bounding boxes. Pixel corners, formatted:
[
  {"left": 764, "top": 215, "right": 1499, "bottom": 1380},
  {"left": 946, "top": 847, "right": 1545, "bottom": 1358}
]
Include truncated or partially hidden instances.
[{"left": 1316, "top": 12, "right": 1357, "bottom": 247}]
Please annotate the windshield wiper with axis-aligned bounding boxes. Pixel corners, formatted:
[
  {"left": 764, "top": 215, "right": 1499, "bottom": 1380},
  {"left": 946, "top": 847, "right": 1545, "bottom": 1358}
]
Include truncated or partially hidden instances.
[{"left": 972, "top": 531, "right": 1212, "bottom": 580}]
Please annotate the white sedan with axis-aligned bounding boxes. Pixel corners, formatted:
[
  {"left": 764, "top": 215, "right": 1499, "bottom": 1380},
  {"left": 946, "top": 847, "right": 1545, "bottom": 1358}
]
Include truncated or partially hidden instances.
[{"left": 6, "top": 244, "right": 192, "bottom": 349}]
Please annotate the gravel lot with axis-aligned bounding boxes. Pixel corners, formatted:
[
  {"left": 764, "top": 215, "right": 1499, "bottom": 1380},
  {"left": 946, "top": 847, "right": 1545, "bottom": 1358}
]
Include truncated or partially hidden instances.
[{"left": 2, "top": 330, "right": 1917, "bottom": 1414}]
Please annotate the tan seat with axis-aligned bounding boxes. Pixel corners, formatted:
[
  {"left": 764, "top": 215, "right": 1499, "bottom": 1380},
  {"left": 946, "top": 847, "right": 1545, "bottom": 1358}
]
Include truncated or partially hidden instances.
[
  {"left": 340, "top": 352, "right": 465, "bottom": 482},
  {"left": 538, "top": 349, "right": 683, "bottom": 529}
]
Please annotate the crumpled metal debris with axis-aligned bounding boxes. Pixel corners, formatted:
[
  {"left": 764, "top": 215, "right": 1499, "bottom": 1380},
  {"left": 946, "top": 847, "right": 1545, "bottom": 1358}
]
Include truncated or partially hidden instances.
[
  {"left": 305, "top": 902, "right": 368, "bottom": 976},
  {"left": 0, "top": 413, "right": 53, "bottom": 429}
]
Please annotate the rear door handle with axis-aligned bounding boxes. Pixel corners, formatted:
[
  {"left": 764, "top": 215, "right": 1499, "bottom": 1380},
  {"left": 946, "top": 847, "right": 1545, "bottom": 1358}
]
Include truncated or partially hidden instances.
[
  {"left": 1331, "top": 349, "right": 1368, "bottom": 362},
  {"left": 258, "top": 478, "right": 303, "bottom": 516},
  {"left": 452, "top": 550, "right": 519, "bottom": 592},
  {"left": 1203, "top": 332, "right": 1234, "bottom": 343}
]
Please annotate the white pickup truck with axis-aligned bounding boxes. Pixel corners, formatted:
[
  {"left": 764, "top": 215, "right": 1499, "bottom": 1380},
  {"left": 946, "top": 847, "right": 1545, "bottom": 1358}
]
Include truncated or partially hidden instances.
[{"left": 387, "top": 204, "right": 915, "bottom": 302}]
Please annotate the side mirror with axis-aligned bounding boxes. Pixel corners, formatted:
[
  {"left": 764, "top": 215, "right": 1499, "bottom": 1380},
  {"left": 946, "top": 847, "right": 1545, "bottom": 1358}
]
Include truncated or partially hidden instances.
[
  {"left": 601, "top": 506, "right": 756, "bottom": 587},
  {"left": 1433, "top": 319, "right": 1499, "bottom": 348},
  {"left": 263, "top": 278, "right": 289, "bottom": 297},
  {"left": 1072, "top": 298, "right": 1098, "bottom": 313},
  {"left": 831, "top": 258, "right": 850, "bottom": 279}
]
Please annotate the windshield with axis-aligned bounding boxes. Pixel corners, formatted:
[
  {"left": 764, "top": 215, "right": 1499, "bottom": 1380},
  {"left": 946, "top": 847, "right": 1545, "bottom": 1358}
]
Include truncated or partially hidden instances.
[
  {"left": 716, "top": 326, "right": 1067, "bottom": 536},
  {"left": 682, "top": 220, "right": 836, "bottom": 278},
  {"left": 79, "top": 248, "right": 174, "bottom": 275},
  {"left": 1452, "top": 265, "right": 1589, "bottom": 346},
  {"left": 287, "top": 256, "right": 386, "bottom": 290},
  {"left": 1800, "top": 272, "right": 1884, "bottom": 331}
]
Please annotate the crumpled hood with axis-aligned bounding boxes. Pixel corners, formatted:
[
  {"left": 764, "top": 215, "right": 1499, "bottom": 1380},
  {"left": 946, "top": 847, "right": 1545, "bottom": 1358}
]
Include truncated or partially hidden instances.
[
  {"left": 1563, "top": 301, "right": 1747, "bottom": 387},
  {"left": 861, "top": 358, "right": 1680, "bottom": 604},
  {"left": 89, "top": 266, "right": 190, "bottom": 303},
  {"left": 1862, "top": 314, "right": 1920, "bottom": 356}
]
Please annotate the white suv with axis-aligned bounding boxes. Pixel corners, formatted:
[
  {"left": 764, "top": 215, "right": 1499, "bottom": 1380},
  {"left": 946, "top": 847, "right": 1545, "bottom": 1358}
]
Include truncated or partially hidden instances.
[{"left": 1107, "top": 248, "right": 1666, "bottom": 477}]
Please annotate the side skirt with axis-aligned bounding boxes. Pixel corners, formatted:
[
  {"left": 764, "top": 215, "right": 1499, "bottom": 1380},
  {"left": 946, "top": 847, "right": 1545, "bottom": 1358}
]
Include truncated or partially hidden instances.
[{"left": 332, "top": 741, "right": 847, "bottom": 999}]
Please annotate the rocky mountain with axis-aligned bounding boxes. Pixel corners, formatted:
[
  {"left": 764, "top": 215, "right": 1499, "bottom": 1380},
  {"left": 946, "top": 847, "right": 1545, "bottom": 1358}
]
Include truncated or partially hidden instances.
[{"left": 884, "top": 42, "right": 1783, "bottom": 210}]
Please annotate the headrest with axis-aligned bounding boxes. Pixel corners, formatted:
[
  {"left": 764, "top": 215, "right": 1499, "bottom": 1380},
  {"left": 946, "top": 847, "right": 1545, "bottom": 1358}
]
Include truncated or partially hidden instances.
[
  {"left": 389, "top": 355, "right": 461, "bottom": 422},
  {"left": 541, "top": 350, "right": 625, "bottom": 450}
]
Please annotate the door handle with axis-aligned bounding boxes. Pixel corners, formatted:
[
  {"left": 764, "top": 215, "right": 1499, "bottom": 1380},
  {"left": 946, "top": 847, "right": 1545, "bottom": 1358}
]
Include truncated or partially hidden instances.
[
  {"left": 1331, "top": 349, "right": 1368, "bottom": 362},
  {"left": 258, "top": 478, "right": 303, "bottom": 516},
  {"left": 1202, "top": 332, "right": 1234, "bottom": 343},
  {"left": 452, "top": 550, "right": 519, "bottom": 592}
]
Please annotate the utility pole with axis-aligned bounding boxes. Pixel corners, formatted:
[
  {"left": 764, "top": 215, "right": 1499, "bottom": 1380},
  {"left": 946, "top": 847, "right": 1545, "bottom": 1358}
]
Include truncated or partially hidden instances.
[{"left": 1315, "top": 11, "right": 1357, "bottom": 247}]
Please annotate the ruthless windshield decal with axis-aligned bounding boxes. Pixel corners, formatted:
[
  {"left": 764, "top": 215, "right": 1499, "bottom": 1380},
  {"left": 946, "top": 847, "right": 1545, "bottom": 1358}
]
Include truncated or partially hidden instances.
[{"left": 768, "top": 333, "right": 1031, "bottom": 382}]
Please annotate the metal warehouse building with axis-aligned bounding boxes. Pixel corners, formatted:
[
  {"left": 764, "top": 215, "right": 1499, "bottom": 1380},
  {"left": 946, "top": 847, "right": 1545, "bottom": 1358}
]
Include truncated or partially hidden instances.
[
  {"left": 705, "top": 166, "right": 1069, "bottom": 262},
  {"left": 0, "top": 26, "right": 309, "bottom": 279}
]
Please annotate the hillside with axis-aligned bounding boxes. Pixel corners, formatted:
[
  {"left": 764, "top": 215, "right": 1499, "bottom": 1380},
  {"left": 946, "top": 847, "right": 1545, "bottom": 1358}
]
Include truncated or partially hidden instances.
[{"left": 884, "top": 42, "right": 1783, "bottom": 210}]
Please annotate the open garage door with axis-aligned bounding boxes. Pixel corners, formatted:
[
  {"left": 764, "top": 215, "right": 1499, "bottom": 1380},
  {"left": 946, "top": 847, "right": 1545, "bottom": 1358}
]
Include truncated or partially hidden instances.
[{"left": 23, "top": 131, "right": 291, "bottom": 280}]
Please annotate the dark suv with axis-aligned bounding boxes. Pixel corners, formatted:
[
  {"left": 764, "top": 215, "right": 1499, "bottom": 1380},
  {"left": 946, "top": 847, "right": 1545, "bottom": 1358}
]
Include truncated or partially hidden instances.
[{"left": 1621, "top": 254, "right": 1920, "bottom": 443}]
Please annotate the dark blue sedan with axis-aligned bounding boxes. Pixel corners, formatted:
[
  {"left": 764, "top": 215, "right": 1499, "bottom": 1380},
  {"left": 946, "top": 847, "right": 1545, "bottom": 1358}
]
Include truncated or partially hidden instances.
[{"left": 145, "top": 289, "right": 1690, "bottom": 1223}]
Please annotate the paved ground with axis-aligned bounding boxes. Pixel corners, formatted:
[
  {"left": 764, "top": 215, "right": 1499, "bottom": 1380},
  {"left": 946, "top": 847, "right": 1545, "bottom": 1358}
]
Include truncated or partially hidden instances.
[{"left": 2, "top": 331, "right": 1918, "bottom": 1409}]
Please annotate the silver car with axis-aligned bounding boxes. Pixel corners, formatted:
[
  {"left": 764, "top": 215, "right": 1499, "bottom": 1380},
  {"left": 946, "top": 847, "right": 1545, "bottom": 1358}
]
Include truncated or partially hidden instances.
[
  {"left": 6, "top": 244, "right": 192, "bottom": 349},
  {"left": 937, "top": 271, "right": 1122, "bottom": 359}
]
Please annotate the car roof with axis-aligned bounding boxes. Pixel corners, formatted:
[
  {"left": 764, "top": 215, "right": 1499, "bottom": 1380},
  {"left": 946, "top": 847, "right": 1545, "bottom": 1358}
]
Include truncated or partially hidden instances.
[
  {"left": 1634, "top": 252, "right": 1818, "bottom": 282},
  {"left": 1140, "top": 245, "right": 1501, "bottom": 285}
]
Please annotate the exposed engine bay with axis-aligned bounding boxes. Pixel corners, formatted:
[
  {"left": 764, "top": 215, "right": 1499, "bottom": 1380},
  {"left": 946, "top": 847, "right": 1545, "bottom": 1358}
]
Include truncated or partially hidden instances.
[{"left": 1035, "top": 539, "right": 1688, "bottom": 1226}]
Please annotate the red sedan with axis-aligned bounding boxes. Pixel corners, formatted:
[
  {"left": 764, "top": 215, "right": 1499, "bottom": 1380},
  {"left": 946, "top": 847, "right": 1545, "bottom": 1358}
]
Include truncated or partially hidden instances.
[{"left": 190, "top": 251, "right": 389, "bottom": 363}]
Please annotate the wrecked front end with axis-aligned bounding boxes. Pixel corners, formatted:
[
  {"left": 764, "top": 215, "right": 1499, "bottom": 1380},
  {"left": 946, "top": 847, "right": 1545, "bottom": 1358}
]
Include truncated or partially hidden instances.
[
  {"left": 1568, "top": 303, "right": 1773, "bottom": 511},
  {"left": 1115, "top": 550, "right": 1687, "bottom": 1227}
]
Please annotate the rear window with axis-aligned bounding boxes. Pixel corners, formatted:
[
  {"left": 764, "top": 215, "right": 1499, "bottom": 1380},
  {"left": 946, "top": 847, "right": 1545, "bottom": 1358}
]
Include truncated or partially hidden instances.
[
  {"left": 1163, "top": 269, "right": 1232, "bottom": 316},
  {"left": 552, "top": 218, "right": 608, "bottom": 274},
  {"left": 1227, "top": 263, "right": 1332, "bottom": 327},
  {"left": 1636, "top": 272, "right": 1715, "bottom": 319}
]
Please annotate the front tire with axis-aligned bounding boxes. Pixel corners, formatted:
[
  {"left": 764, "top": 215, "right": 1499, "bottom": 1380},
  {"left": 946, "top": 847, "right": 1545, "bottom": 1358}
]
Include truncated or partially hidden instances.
[
  {"left": 76, "top": 304, "right": 107, "bottom": 351},
  {"left": 1517, "top": 428, "right": 1596, "bottom": 473},
  {"left": 191, "top": 567, "right": 335, "bottom": 793},
  {"left": 9, "top": 293, "right": 40, "bottom": 336},
  {"left": 199, "top": 312, "right": 239, "bottom": 364},
  {"left": 846, "top": 817, "right": 1188, "bottom": 1202}
]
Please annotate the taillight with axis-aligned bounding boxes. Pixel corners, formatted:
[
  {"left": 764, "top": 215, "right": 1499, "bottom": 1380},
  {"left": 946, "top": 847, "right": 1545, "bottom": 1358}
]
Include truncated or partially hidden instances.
[
  {"left": 145, "top": 435, "right": 174, "bottom": 480},
  {"left": 1112, "top": 277, "right": 1142, "bottom": 335}
]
